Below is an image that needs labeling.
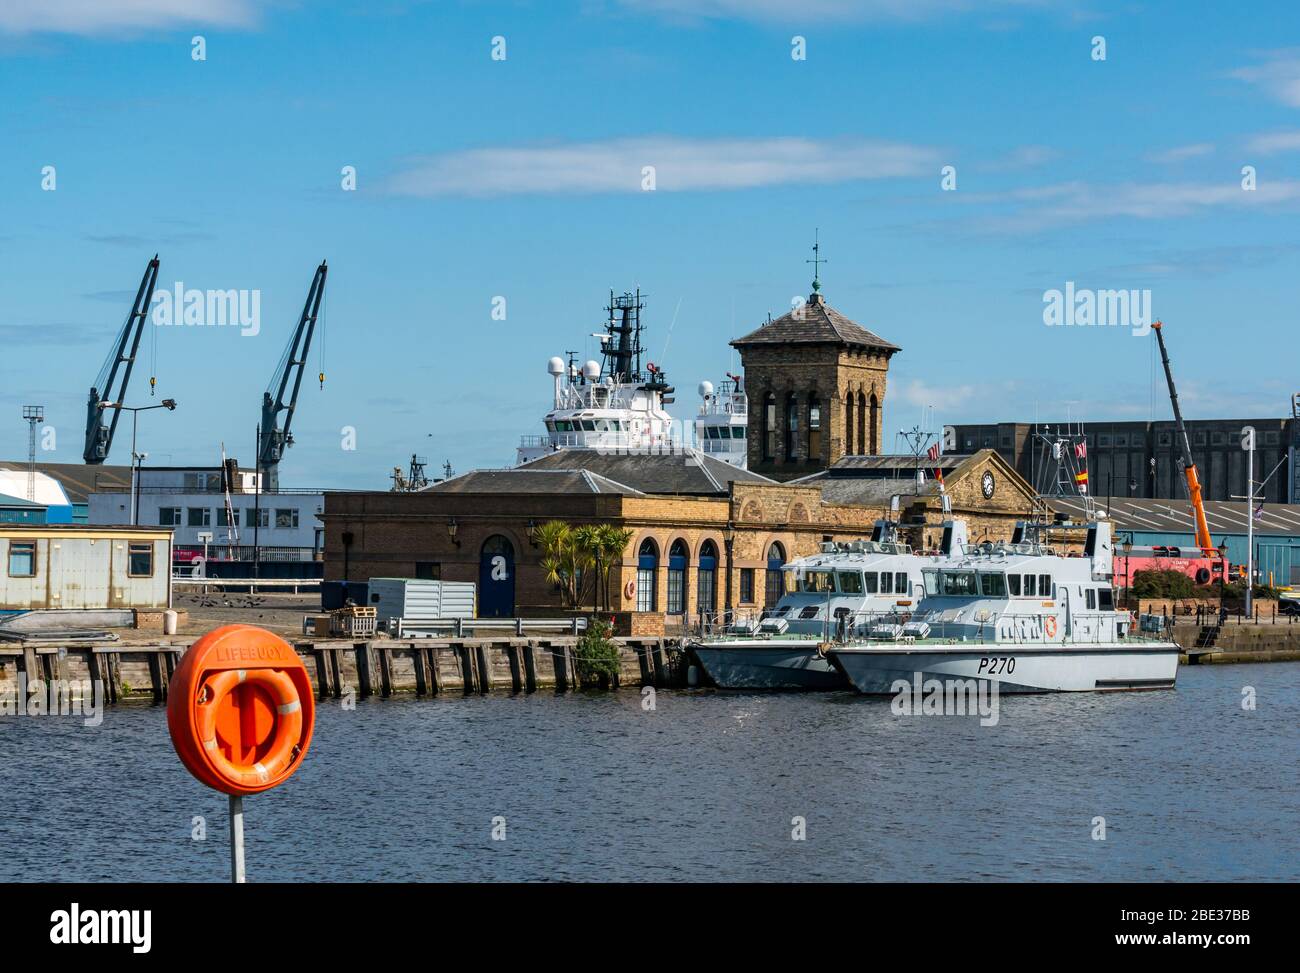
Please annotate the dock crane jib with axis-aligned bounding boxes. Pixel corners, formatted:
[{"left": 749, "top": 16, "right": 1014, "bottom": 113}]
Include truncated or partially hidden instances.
[
  {"left": 1151, "top": 320, "right": 1216, "bottom": 558},
  {"left": 258, "top": 260, "right": 328, "bottom": 492},
  {"left": 83, "top": 255, "right": 161, "bottom": 464}
]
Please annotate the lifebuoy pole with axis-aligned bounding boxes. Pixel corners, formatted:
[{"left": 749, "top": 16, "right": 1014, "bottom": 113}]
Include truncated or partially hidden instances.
[{"left": 229, "top": 795, "right": 245, "bottom": 884}]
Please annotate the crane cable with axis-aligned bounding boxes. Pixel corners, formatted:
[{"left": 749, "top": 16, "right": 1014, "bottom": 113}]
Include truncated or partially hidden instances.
[
  {"left": 318, "top": 280, "right": 326, "bottom": 390},
  {"left": 149, "top": 297, "right": 158, "bottom": 396}
]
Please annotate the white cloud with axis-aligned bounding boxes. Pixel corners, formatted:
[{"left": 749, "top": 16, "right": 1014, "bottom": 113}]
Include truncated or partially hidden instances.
[
  {"left": 895, "top": 378, "right": 979, "bottom": 411},
  {"left": 1229, "top": 50, "right": 1300, "bottom": 107},
  {"left": 616, "top": 0, "right": 1052, "bottom": 23},
  {"left": 962, "top": 178, "right": 1300, "bottom": 232},
  {"left": 385, "top": 136, "right": 939, "bottom": 197},
  {"left": 1143, "top": 143, "right": 1215, "bottom": 164},
  {"left": 978, "top": 145, "right": 1060, "bottom": 171},
  {"left": 0, "top": 0, "right": 258, "bottom": 35},
  {"left": 1245, "top": 131, "right": 1300, "bottom": 155}
]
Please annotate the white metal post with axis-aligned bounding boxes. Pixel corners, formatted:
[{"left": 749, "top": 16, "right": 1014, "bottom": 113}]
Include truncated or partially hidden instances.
[
  {"left": 1242, "top": 426, "right": 1256, "bottom": 617},
  {"left": 229, "top": 794, "right": 246, "bottom": 883}
]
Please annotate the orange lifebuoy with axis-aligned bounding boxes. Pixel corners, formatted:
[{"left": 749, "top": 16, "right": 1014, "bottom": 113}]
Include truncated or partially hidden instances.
[
  {"left": 624, "top": 579, "right": 636, "bottom": 600},
  {"left": 168, "top": 624, "right": 314, "bottom": 796},
  {"left": 1044, "top": 616, "right": 1058, "bottom": 638}
]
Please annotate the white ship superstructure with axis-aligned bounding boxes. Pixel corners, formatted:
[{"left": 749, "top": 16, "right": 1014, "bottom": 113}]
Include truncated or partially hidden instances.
[
  {"left": 516, "top": 290, "right": 680, "bottom": 465},
  {"left": 827, "top": 519, "right": 1181, "bottom": 694},
  {"left": 690, "top": 519, "right": 969, "bottom": 690},
  {"left": 694, "top": 375, "right": 747, "bottom": 468}
]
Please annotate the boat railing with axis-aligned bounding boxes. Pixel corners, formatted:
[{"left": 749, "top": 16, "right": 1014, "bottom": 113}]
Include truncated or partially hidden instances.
[{"left": 822, "top": 608, "right": 1172, "bottom": 646}]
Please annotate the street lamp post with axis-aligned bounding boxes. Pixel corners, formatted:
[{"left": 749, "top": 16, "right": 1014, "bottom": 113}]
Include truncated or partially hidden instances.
[{"left": 98, "top": 399, "right": 177, "bottom": 525}]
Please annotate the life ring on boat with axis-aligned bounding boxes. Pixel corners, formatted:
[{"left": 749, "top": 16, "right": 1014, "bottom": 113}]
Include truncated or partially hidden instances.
[
  {"left": 195, "top": 668, "right": 304, "bottom": 790},
  {"left": 1044, "top": 616, "right": 1058, "bottom": 638},
  {"left": 624, "top": 579, "right": 637, "bottom": 600}
]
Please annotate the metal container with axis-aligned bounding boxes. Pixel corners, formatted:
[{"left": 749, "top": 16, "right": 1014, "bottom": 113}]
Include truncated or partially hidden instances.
[{"left": 366, "top": 578, "right": 476, "bottom": 629}]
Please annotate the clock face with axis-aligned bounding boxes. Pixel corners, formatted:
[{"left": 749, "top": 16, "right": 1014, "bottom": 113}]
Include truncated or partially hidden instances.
[{"left": 981, "top": 471, "right": 996, "bottom": 499}]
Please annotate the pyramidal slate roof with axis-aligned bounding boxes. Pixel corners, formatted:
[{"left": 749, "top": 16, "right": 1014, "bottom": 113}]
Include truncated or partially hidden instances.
[
  {"left": 423, "top": 468, "right": 645, "bottom": 496},
  {"left": 731, "top": 291, "right": 900, "bottom": 353}
]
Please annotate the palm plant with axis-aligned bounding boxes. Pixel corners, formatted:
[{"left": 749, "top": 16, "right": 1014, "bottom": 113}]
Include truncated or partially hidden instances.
[
  {"left": 595, "top": 525, "right": 635, "bottom": 611},
  {"left": 536, "top": 521, "right": 588, "bottom": 609}
]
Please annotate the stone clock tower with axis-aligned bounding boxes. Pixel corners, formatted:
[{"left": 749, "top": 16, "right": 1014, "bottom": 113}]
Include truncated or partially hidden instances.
[{"left": 731, "top": 279, "right": 900, "bottom": 482}]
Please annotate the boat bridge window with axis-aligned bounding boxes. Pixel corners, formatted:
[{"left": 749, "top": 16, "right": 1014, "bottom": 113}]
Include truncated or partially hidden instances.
[
  {"left": 580, "top": 420, "right": 597, "bottom": 432},
  {"left": 1099, "top": 588, "right": 1114, "bottom": 610},
  {"left": 935, "top": 570, "right": 979, "bottom": 597},
  {"left": 1008, "top": 575, "right": 1021, "bottom": 596},
  {"left": 863, "top": 571, "right": 879, "bottom": 594},
  {"left": 880, "top": 571, "right": 894, "bottom": 594},
  {"left": 979, "top": 573, "right": 1007, "bottom": 597},
  {"left": 555, "top": 420, "right": 574, "bottom": 432},
  {"left": 1023, "top": 574, "right": 1036, "bottom": 597},
  {"left": 1040, "top": 574, "right": 1053, "bottom": 598},
  {"left": 798, "top": 606, "right": 820, "bottom": 620},
  {"left": 1085, "top": 588, "right": 1097, "bottom": 610},
  {"left": 895, "top": 572, "right": 908, "bottom": 594},
  {"left": 837, "top": 571, "right": 863, "bottom": 594},
  {"left": 798, "top": 570, "right": 835, "bottom": 593}
]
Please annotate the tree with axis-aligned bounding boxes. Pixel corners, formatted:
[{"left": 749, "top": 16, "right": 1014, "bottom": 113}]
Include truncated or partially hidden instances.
[
  {"left": 594, "top": 524, "right": 634, "bottom": 611},
  {"left": 536, "top": 521, "right": 590, "bottom": 609}
]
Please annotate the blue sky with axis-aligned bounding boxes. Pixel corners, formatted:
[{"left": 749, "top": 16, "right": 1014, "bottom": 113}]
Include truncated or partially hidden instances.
[{"left": 2, "top": 0, "right": 1299, "bottom": 488}]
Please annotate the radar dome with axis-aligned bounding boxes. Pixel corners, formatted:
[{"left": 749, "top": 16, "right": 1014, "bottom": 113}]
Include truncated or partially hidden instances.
[
  {"left": 583, "top": 360, "right": 601, "bottom": 380},
  {"left": 698, "top": 380, "right": 714, "bottom": 398},
  {"left": 547, "top": 356, "right": 565, "bottom": 376}
]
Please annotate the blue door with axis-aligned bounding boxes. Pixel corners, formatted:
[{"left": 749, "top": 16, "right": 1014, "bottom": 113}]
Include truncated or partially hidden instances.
[{"left": 479, "top": 535, "right": 515, "bottom": 617}]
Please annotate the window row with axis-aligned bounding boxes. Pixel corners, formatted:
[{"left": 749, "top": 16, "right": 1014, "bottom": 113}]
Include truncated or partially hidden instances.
[
  {"left": 158, "top": 507, "right": 300, "bottom": 529},
  {"left": 6, "top": 542, "right": 153, "bottom": 578}
]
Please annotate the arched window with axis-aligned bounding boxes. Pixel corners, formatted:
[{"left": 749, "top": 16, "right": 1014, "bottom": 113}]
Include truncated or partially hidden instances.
[
  {"left": 807, "top": 394, "right": 822, "bottom": 462},
  {"left": 857, "top": 391, "right": 867, "bottom": 455},
  {"left": 763, "top": 392, "right": 777, "bottom": 460},
  {"left": 697, "top": 540, "right": 718, "bottom": 618},
  {"left": 636, "top": 538, "right": 658, "bottom": 612},
  {"left": 764, "top": 541, "right": 786, "bottom": 607},
  {"left": 784, "top": 393, "right": 799, "bottom": 460},
  {"left": 869, "top": 393, "right": 880, "bottom": 455},
  {"left": 844, "top": 391, "right": 855, "bottom": 456},
  {"left": 667, "top": 539, "right": 689, "bottom": 615}
]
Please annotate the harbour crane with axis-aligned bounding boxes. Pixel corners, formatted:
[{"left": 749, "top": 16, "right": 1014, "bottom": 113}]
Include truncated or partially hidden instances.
[
  {"left": 1152, "top": 320, "right": 1217, "bottom": 557},
  {"left": 258, "top": 260, "right": 327, "bottom": 492},
  {"left": 83, "top": 255, "right": 161, "bottom": 464}
]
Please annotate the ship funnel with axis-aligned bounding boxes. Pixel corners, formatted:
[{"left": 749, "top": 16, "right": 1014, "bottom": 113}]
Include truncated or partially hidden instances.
[
  {"left": 1085, "top": 520, "right": 1113, "bottom": 576},
  {"left": 940, "top": 519, "right": 968, "bottom": 556}
]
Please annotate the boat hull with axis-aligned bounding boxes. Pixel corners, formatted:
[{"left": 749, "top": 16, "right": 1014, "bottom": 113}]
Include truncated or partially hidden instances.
[
  {"left": 690, "top": 641, "right": 848, "bottom": 690},
  {"left": 827, "top": 644, "right": 1179, "bottom": 694}
]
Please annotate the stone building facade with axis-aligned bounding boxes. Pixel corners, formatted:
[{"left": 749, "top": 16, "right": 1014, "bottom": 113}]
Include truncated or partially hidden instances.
[
  {"left": 731, "top": 288, "right": 900, "bottom": 481},
  {"left": 321, "top": 449, "right": 1040, "bottom": 634}
]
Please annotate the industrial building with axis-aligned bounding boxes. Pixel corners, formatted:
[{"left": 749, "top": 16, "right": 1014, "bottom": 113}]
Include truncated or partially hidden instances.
[
  {"left": 1049, "top": 495, "right": 1300, "bottom": 588},
  {"left": 946, "top": 416, "right": 1299, "bottom": 504},
  {"left": 86, "top": 463, "right": 324, "bottom": 578},
  {"left": 0, "top": 462, "right": 131, "bottom": 523},
  {"left": 0, "top": 524, "right": 172, "bottom": 614}
]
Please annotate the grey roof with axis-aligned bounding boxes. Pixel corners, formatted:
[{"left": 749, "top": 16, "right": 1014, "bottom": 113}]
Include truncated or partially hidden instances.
[
  {"left": 1048, "top": 495, "right": 1300, "bottom": 539},
  {"left": 0, "top": 461, "right": 132, "bottom": 504},
  {"left": 0, "top": 493, "right": 46, "bottom": 509},
  {"left": 424, "top": 468, "right": 645, "bottom": 496},
  {"left": 516, "top": 448, "right": 774, "bottom": 496},
  {"left": 810, "top": 453, "right": 973, "bottom": 478},
  {"left": 814, "top": 479, "right": 939, "bottom": 506},
  {"left": 731, "top": 292, "right": 900, "bottom": 353}
]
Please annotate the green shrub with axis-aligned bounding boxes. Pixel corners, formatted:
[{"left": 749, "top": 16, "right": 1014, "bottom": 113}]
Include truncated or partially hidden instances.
[
  {"left": 573, "top": 616, "right": 621, "bottom": 688},
  {"left": 1131, "top": 569, "right": 1195, "bottom": 600}
]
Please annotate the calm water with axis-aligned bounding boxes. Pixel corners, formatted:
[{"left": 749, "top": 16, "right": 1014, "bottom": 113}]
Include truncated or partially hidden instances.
[{"left": 2, "top": 663, "right": 1297, "bottom": 882}]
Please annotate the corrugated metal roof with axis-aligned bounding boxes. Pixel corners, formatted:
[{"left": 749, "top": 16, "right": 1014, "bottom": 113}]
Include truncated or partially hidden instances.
[
  {"left": 0, "top": 462, "right": 132, "bottom": 505},
  {"left": 1048, "top": 495, "right": 1300, "bottom": 539}
]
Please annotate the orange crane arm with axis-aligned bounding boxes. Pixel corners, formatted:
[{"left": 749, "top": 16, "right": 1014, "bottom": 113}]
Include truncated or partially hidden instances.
[{"left": 1152, "top": 321, "right": 1217, "bottom": 556}]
